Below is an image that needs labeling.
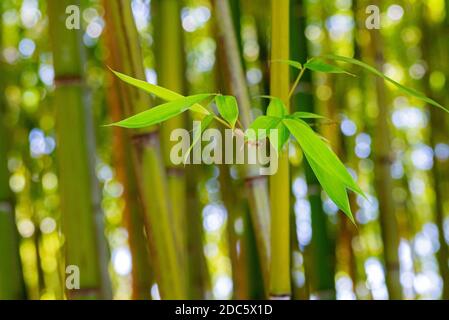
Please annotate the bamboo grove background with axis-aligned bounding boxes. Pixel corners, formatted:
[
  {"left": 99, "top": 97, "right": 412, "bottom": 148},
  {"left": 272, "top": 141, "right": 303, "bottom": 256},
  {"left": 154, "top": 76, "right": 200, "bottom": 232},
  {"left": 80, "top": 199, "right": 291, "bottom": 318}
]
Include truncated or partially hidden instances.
[{"left": 1, "top": 0, "right": 449, "bottom": 300}]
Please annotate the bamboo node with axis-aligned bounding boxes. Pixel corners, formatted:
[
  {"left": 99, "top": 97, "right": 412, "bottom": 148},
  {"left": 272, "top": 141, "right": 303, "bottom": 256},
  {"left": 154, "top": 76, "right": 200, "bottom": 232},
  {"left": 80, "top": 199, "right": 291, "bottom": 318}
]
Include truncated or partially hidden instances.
[
  {"left": 244, "top": 175, "right": 267, "bottom": 186},
  {"left": 0, "top": 201, "right": 13, "bottom": 213},
  {"left": 167, "top": 167, "right": 185, "bottom": 177},
  {"left": 54, "top": 75, "right": 84, "bottom": 87},
  {"left": 132, "top": 131, "right": 160, "bottom": 147},
  {"left": 67, "top": 287, "right": 102, "bottom": 299}
]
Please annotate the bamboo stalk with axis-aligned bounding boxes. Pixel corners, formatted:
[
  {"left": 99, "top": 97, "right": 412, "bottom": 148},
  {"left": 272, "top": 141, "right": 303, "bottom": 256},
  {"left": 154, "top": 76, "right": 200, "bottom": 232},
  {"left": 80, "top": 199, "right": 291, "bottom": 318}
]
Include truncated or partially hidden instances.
[
  {"left": 47, "top": 0, "right": 111, "bottom": 300},
  {"left": 105, "top": 67, "right": 153, "bottom": 299},
  {"left": 219, "top": 164, "right": 265, "bottom": 299},
  {"left": 421, "top": 16, "right": 449, "bottom": 300},
  {"left": 185, "top": 167, "right": 210, "bottom": 299},
  {"left": 0, "top": 109, "right": 26, "bottom": 300},
  {"left": 103, "top": 0, "right": 186, "bottom": 299},
  {"left": 269, "top": 0, "right": 291, "bottom": 299},
  {"left": 152, "top": 0, "right": 188, "bottom": 279},
  {"left": 213, "top": 0, "right": 271, "bottom": 292},
  {"left": 0, "top": 8, "right": 26, "bottom": 300},
  {"left": 290, "top": 0, "right": 337, "bottom": 299},
  {"left": 367, "top": 0, "right": 402, "bottom": 299}
]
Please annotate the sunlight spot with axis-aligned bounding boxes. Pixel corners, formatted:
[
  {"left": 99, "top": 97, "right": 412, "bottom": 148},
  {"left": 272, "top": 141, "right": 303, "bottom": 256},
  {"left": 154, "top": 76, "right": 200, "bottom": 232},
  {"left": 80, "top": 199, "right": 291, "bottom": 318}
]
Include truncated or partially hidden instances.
[{"left": 112, "top": 247, "right": 132, "bottom": 276}]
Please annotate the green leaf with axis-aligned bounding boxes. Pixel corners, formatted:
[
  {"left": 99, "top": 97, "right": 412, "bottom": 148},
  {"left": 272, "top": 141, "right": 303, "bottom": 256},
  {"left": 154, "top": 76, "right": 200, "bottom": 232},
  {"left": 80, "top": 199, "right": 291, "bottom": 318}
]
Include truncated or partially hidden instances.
[
  {"left": 266, "top": 97, "right": 287, "bottom": 118},
  {"left": 304, "top": 58, "right": 354, "bottom": 76},
  {"left": 183, "top": 115, "right": 214, "bottom": 164},
  {"left": 290, "top": 112, "right": 326, "bottom": 119},
  {"left": 107, "top": 94, "right": 215, "bottom": 129},
  {"left": 321, "top": 55, "right": 449, "bottom": 114},
  {"left": 307, "top": 157, "right": 354, "bottom": 223},
  {"left": 270, "top": 122, "right": 290, "bottom": 152},
  {"left": 246, "top": 116, "right": 282, "bottom": 142},
  {"left": 283, "top": 118, "right": 364, "bottom": 197},
  {"left": 215, "top": 95, "right": 239, "bottom": 128},
  {"left": 110, "top": 69, "right": 211, "bottom": 115}
]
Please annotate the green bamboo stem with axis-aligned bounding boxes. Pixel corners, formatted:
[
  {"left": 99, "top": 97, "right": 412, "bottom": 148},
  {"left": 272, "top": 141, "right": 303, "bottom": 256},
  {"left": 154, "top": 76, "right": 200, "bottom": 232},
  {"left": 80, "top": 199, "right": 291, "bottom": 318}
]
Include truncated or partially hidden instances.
[
  {"left": 105, "top": 66, "right": 153, "bottom": 299},
  {"left": 421, "top": 17, "right": 449, "bottom": 300},
  {"left": 367, "top": 1, "right": 401, "bottom": 299},
  {"left": 185, "top": 167, "right": 210, "bottom": 299},
  {"left": 153, "top": 0, "right": 188, "bottom": 279},
  {"left": 0, "top": 8, "right": 26, "bottom": 300},
  {"left": 0, "top": 106, "right": 26, "bottom": 300},
  {"left": 214, "top": 0, "right": 266, "bottom": 299},
  {"left": 47, "top": 0, "right": 111, "bottom": 300},
  {"left": 269, "top": 0, "right": 291, "bottom": 299},
  {"left": 290, "top": 0, "right": 337, "bottom": 299},
  {"left": 219, "top": 164, "right": 265, "bottom": 299},
  {"left": 103, "top": 0, "right": 186, "bottom": 299},
  {"left": 213, "top": 0, "right": 271, "bottom": 292}
]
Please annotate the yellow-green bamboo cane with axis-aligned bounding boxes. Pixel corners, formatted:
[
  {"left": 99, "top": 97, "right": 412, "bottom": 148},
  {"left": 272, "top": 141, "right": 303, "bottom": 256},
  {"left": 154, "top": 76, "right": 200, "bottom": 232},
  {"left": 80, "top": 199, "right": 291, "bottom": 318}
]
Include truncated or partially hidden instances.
[
  {"left": 103, "top": 0, "right": 186, "bottom": 299},
  {"left": 0, "top": 33, "right": 26, "bottom": 298},
  {"left": 269, "top": 0, "right": 291, "bottom": 299},
  {"left": 105, "top": 66, "right": 153, "bottom": 299},
  {"left": 213, "top": 0, "right": 271, "bottom": 292},
  {"left": 153, "top": 0, "right": 188, "bottom": 282},
  {"left": 47, "top": 0, "right": 111, "bottom": 299},
  {"left": 367, "top": 0, "right": 401, "bottom": 299}
]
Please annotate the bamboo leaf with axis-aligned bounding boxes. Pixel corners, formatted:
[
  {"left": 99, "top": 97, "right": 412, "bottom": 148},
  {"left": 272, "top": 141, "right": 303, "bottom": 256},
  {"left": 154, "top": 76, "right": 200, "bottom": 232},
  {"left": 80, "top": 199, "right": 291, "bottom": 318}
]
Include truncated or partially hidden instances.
[
  {"left": 183, "top": 115, "right": 214, "bottom": 164},
  {"left": 246, "top": 116, "right": 282, "bottom": 142},
  {"left": 321, "top": 55, "right": 449, "bottom": 114},
  {"left": 270, "top": 122, "right": 290, "bottom": 152},
  {"left": 107, "top": 94, "right": 215, "bottom": 129},
  {"left": 110, "top": 69, "right": 211, "bottom": 115},
  {"left": 290, "top": 112, "right": 326, "bottom": 119},
  {"left": 307, "top": 157, "right": 355, "bottom": 223},
  {"left": 215, "top": 95, "right": 239, "bottom": 128},
  {"left": 267, "top": 97, "right": 287, "bottom": 118},
  {"left": 283, "top": 118, "right": 365, "bottom": 197},
  {"left": 304, "top": 58, "right": 354, "bottom": 76}
]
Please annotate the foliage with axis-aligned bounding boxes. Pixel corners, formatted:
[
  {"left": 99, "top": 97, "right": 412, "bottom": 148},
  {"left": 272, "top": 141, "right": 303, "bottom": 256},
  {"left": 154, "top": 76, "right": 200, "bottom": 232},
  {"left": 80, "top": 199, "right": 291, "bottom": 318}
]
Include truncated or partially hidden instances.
[{"left": 109, "top": 55, "right": 445, "bottom": 222}]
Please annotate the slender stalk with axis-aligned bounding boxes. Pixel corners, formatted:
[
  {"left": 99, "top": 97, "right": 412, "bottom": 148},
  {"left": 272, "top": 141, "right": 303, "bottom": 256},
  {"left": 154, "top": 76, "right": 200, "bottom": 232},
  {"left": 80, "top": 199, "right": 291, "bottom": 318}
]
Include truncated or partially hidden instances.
[
  {"left": 269, "top": 0, "right": 291, "bottom": 299},
  {"left": 103, "top": 0, "right": 186, "bottom": 299},
  {"left": 219, "top": 164, "right": 265, "bottom": 299},
  {"left": 421, "top": 15, "right": 449, "bottom": 299},
  {"left": 367, "top": 0, "right": 401, "bottom": 299},
  {"left": 290, "top": 0, "right": 337, "bottom": 299},
  {"left": 185, "top": 167, "right": 210, "bottom": 299},
  {"left": 0, "top": 79, "right": 26, "bottom": 300},
  {"left": 153, "top": 0, "right": 188, "bottom": 280},
  {"left": 47, "top": 0, "right": 111, "bottom": 299},
  {"left": 105, "top": 65, "right": 153, "bottom": 299},
  {"left": 0, "top": 5, "right": 26, "bottom": 300},
  {"left": 213, "top": 0, "right": 271, "bottom": 292}
]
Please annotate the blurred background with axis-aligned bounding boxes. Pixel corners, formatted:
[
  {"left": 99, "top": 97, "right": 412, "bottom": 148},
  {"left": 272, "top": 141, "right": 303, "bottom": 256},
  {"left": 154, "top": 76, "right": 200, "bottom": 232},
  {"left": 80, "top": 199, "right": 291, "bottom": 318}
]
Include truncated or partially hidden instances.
[{"left": 0, "top": 0, "right": 449, "bottom": 300}]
